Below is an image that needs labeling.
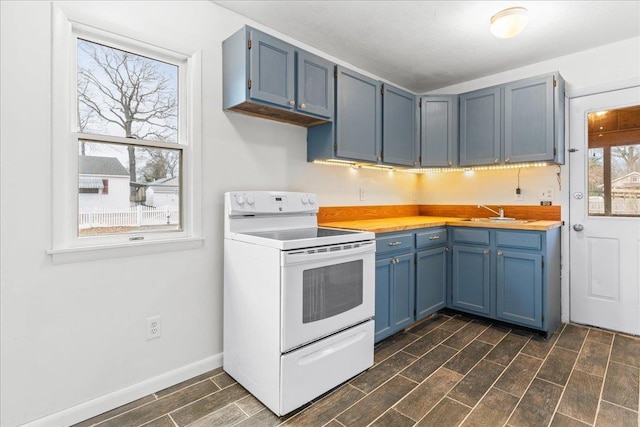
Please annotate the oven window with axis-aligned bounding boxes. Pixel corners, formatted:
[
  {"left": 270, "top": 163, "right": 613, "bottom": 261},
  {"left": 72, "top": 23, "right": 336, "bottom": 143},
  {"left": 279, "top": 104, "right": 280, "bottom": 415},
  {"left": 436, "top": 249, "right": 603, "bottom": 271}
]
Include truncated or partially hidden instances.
[{"left": 302, "top": 260, "right": 363, "bottom": 323}]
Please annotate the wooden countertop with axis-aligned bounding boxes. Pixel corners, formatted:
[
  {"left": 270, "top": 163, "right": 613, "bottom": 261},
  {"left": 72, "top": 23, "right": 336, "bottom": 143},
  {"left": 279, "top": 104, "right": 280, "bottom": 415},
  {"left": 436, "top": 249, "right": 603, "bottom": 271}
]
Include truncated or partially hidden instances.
[{"left": 320, "top": 216, "right": 563, "bottom": 233}]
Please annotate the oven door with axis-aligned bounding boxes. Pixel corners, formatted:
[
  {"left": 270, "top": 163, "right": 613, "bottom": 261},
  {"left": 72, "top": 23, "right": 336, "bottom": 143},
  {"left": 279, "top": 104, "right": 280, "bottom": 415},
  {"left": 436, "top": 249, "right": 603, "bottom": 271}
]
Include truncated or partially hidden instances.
[{"left": 281, "top": 240, "right": 375, "bottom": 352}]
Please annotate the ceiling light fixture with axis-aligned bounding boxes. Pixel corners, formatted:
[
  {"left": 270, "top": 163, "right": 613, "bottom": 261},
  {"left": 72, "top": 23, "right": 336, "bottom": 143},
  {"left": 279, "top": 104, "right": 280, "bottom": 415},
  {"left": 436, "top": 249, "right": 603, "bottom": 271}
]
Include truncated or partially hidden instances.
[{"left": 490, "top": 7, "right": 528, "bottom": 39}]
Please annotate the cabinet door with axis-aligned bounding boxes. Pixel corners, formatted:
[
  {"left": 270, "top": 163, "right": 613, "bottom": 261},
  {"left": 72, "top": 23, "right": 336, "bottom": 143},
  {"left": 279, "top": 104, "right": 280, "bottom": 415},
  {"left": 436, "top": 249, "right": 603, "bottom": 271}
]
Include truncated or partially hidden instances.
[
  {"left": 459, "top": 87, "right": 501, "bottom": 166},
  {"left": 496, "top": 250, "right": 543, "bottom": 328},
  {"left": 420, "top": 96, "right": 457, "bottom": 167},
  {"left": 249, "top": 29, "right": 295, "bottom": 109},
  {"left": 416, "top": 246, "right": 447, "bottom": 320},
  {"left": 504, "top": 75, "right": 555, "bottom": 163},
  {"left": 374, "top": 258, "right": 393, "bottom": 342},
  {"left": 382, "top": 84, "right": 416, "bottom": 166},
  {"left": 374, "top": 253, "right": 415, "bottom": 342},
  {"left": 335, "top": 66, "right": 382, "bottom": 162},
  {"left": 392, "top": 252, "right": 415, "bottom": 331},
  {"left": 296, "top": 51, "right": 334, "bottom": 119},
  {"left": 451, "top": 245, "right": 491, "bottom": 315}
]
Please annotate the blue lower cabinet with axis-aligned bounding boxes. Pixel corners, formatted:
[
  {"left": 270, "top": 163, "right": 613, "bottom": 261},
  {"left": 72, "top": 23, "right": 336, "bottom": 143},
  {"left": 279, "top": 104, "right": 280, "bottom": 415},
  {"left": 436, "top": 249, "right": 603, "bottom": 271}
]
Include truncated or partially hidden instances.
[
  {"left": 374, "top": 252, "right": 415, "bottom": 342},
  {"left": 416, "top": 246, "right": 447, "bottom": 320},
  {"left": 451, "top": 245, "right": 491, "bottom": 316},
  {"left": 496, "top": 250, "right": 543, "bottom": 328},
  {"left": 373, "top": 225, "right": 560, "bottom": 340},
  {"left": 448, "top": 227, "right": 560, "bottom": 336}
]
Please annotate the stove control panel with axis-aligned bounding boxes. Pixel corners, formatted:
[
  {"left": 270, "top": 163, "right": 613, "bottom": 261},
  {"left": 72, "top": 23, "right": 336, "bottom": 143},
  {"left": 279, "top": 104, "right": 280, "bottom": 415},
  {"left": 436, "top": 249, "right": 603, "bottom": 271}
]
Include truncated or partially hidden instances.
[{"left": 226, "top": 191, "right": 318, "bottom": 215}]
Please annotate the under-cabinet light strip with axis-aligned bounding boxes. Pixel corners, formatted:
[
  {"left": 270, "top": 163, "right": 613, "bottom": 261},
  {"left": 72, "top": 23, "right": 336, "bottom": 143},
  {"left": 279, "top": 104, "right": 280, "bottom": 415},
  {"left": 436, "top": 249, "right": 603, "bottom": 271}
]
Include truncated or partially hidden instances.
[
  {"left": 312, "top": 160, "right": 549, "bottom": 173},
  {"left": 404, "top": 162, "right": 549, "bottom": 173}
]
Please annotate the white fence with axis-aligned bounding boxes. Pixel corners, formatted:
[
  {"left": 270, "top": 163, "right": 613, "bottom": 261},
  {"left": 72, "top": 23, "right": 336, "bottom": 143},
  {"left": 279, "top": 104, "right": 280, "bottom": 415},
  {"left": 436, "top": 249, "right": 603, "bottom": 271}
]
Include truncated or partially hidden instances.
[{"left": 79, "top": 205, "right": 179, "bottom": 229}]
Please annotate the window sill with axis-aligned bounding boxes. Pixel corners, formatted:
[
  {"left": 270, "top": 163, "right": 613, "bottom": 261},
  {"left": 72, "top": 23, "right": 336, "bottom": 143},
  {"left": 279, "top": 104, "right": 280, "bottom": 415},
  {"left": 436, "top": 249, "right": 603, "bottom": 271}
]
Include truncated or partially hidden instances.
[{"left": 47, "top": 236, "right": 205, "bottom": 264}]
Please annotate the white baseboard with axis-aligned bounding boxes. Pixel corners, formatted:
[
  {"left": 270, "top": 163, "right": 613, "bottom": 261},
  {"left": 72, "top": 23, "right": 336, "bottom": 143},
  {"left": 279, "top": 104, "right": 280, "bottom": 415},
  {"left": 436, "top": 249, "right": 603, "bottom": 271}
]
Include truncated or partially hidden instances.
[{"left": 20, "top": 353, "right": 223, "bottom": 427}]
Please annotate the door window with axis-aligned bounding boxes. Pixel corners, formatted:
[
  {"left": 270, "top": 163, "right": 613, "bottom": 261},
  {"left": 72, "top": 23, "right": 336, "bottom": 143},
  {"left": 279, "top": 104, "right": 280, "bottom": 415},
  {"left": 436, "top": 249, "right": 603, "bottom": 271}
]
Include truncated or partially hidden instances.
[{"left": 588, "top": 106, "right": 640, "bottom": 216}]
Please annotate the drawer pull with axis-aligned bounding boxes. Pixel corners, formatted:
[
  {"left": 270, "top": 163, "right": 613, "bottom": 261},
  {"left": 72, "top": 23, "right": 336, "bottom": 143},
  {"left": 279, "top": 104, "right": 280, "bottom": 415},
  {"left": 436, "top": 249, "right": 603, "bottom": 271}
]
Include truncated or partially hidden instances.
[
  {"left": 388, "top": 241, "right": 403, "bottom": 246},
  {"left": 497, "top": 250, "right": 503, "bottom": 256},
  {"left": 483, "top": 249, "right": 490, "bottom": 255},
  {"left": 429, "top": 236, "right": 440, "bottom": 240}
]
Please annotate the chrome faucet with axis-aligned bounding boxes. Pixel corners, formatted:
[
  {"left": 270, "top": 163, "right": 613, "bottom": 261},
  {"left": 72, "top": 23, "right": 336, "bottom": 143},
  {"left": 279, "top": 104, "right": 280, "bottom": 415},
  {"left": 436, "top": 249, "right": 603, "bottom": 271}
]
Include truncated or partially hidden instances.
[{"left": 478, "top": 204, "right": 504, "bottom": 218}]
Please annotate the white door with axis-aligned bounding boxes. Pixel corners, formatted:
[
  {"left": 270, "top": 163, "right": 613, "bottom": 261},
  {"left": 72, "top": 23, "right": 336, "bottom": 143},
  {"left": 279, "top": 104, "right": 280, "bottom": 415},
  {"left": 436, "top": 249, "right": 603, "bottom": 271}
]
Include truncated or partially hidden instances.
[{"left": 569, "top": 86, "right": 640, "bottom": 335}]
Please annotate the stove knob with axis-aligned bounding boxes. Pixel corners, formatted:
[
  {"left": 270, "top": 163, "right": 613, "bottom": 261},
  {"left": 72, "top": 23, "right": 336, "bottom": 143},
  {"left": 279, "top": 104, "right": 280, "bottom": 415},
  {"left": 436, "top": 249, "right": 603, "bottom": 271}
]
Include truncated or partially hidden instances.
[
  {"left": 308, "top": 196, "right": 316, "bottom": 205},
  {"left": 301, "top": 195, "right": 309, "bottom": 204},
  {"left": 246, "top": 196, "right": 255, "bottom": 205},
  {"left": 235, "top": 195, "right": 245, "bottom": 205}
]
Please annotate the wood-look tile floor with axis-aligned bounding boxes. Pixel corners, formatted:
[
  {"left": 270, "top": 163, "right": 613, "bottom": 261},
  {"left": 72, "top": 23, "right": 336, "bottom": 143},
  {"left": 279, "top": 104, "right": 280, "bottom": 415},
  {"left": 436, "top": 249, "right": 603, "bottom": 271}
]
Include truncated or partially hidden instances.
[{"left": 74, "top": 312, "right": 640, "bottom": 427}]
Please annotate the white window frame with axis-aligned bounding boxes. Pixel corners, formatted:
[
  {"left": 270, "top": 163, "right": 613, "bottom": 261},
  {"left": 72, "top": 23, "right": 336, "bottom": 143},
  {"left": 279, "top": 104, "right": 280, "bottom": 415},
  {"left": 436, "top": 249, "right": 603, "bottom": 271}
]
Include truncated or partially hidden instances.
[{"left": 49, "top": 6, "right": 203, "bottom": 264}]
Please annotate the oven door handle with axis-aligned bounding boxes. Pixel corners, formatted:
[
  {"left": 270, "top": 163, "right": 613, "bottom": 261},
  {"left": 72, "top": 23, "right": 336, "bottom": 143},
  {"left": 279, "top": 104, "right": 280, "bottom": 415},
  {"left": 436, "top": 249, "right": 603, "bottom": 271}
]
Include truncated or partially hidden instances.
[{"left": 283, "top": 241, "right": 375, "bottom": 264}]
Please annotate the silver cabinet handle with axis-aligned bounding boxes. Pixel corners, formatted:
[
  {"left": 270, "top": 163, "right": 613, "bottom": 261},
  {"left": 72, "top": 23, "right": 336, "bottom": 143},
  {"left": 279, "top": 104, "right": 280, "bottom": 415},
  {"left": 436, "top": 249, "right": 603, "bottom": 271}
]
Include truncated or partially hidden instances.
[
  {"left": 483, "top": 249, "right": 490, "bottom": 254},
  {"left": 391, "top": 257, "right": 399, "bottom": 264},
  {"left": 448, "top": 160, "right": 453, "bottom": 166},
  {"left": 289, "top": 100, "right": 295, "bottom": 106},
  {"left": 573, "top": 224, "right": 584, "bottom": 232},
  {"left": 497, "top": 250, "right": 503, "bottom": 256},
  {"left": 429, "top": 235, "right": 440, "bottom": 240},
  {"left": 445, "top": 247, "right": 450, "bottom": 252},
  {"left": 300, "top": 103, "right": 306, "bottom": 109},
  {"left": 494, "top": 158, "right": 499, "bottom": 163},
  {"left": 505, "top": 157, "right": 510, "bottom": 162},
  {"left": 388, "top": 241, "right": 403, "bottom": 246}
]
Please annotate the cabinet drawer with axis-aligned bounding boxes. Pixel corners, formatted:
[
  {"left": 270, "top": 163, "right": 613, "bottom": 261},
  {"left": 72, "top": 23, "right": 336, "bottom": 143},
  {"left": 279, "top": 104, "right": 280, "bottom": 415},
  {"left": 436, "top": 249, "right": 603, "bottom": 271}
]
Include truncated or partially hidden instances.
[
  {"left": 376, "top": 233, "right": 414, "bottom": 255},
  {"left": 496, "top": 231, "right": 541, "bottom": 250},
  {"left": 416, "top": 228, "right": 447, "bottom": 249},
  {"left": 452, "top": 228, "right": 490, "bottom": 245}
]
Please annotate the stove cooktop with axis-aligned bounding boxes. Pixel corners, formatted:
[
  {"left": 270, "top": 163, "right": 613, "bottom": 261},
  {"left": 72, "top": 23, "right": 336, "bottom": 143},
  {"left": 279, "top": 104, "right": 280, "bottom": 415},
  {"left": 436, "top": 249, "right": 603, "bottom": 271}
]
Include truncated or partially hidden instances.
[
  {"left": 231, "top": 227, "right": 374, "bottom": 250},
  {"left": 243, "top": 227, "right": 362, "bottom": 241}
]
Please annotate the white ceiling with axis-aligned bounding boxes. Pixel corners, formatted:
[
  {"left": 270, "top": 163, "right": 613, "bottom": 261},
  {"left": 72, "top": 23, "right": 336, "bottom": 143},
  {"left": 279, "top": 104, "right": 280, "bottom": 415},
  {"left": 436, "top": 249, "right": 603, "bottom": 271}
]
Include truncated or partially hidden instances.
[{"left": 214, "top": 1, "right": 640, "bottom": 93}]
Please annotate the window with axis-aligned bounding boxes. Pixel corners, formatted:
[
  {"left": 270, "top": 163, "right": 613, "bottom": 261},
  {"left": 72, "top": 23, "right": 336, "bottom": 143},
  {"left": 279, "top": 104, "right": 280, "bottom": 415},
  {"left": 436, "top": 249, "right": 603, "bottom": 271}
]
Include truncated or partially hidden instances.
[
  {"left": 50, "top": 7, "right": 202, "bottom": 261},
  {"left": 588, "top": 106, "right": 640, "bottom": 217},
  {"left": 76, "top": 39, "right": 182, "bottom": 236}
]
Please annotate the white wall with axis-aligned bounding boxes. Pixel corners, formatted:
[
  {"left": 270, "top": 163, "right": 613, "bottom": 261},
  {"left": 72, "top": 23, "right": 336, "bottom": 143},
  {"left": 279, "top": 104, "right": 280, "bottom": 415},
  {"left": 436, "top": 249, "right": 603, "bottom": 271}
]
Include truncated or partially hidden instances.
[{"left": 1, "top": 2, "right": 638, "bottom": 426}]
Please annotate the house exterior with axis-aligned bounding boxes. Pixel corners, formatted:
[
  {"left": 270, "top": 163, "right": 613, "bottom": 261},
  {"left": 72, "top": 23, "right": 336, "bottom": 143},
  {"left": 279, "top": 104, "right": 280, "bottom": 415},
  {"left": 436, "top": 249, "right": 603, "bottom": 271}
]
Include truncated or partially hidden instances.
[
  {"left": 78, "top": 155, "right": 130, "bottom": 211},
  {"left": 612, "top": 171, "right": 640, "bottom": 189},
  {"left": 145, "top": 176, "right": 180, "bottom": 208}
]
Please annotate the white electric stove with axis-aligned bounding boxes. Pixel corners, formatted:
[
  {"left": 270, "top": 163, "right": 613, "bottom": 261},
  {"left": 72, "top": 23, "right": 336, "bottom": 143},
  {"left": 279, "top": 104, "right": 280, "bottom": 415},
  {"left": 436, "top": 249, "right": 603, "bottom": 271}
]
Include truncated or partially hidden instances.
[{"left": 223, "top": 191, "right": 375, "bottom": 416}]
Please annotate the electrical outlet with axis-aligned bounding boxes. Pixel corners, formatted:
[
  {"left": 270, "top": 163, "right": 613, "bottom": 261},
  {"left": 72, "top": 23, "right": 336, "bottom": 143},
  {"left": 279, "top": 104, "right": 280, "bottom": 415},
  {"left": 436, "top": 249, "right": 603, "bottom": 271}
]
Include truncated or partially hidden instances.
[
  {"left": 146, "top": 316, "right": 161, "bottom": 340},
  {"left": 541, "top": 188, "right": 554, "bottom": 200},
  {"left": 359, "top": 187, "right": 366, "bottom": 201},
  {"left": 413, "top": 191, "right": 418, "bottom": 201}
]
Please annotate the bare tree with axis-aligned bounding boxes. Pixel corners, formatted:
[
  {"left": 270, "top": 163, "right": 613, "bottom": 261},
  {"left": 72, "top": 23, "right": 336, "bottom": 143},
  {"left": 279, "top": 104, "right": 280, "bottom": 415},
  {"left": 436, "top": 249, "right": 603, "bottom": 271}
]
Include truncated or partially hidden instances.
[
  {"left": 612, "top": 145, "right": 640, "bottom": 178},
  {"left": 139, "top": 148, "right": 180, "bottom": 182},
  {"left": 588, "top": 149, "right": 604, "bottom": 196},
  {"left": 77, "top": 39, "right": 177, "bottom": 201}
]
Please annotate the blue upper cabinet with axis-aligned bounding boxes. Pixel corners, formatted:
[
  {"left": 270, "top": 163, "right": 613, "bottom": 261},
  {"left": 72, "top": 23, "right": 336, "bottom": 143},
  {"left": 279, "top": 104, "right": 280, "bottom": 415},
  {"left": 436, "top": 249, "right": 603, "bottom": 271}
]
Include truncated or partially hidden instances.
[
  {"left": 335, "top": 67, "right": 382, "bottom": 162},
  {"left": 382, "top": 84, "right": 417, "bottom": 166},
  {"left": 223, "top": 26, "right": 334, "bottom": 127},
  {"left": 297, "top": 50, "right": 334, "bottom": 120},
  {"left": 459, "top": 72, "right": 565, "bottom": 167},
  {"left": 249, "top": 29, "right": 295, "bottom": 109},
  {"left": 308, "top": 66, "right": 382, "bottom": 163},
  {"left": 504, "top": 74, "right": 563, "bottom": 164},
  {"left": 420, "top": 95, "right": 458, "bottom": 167},
  {"left": 459, "top": 86, "right": 501, "bottom": 166}
]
